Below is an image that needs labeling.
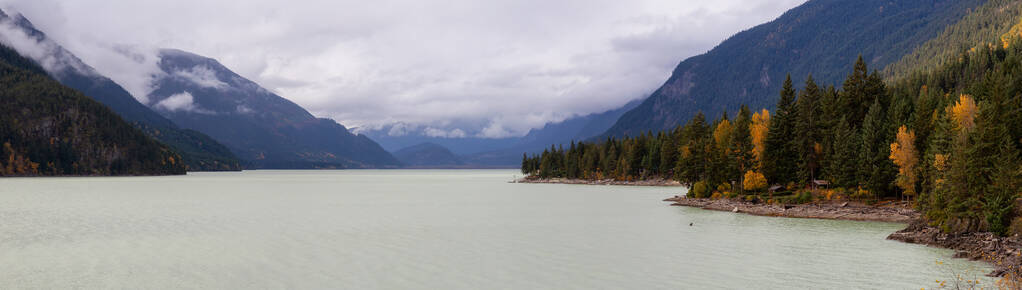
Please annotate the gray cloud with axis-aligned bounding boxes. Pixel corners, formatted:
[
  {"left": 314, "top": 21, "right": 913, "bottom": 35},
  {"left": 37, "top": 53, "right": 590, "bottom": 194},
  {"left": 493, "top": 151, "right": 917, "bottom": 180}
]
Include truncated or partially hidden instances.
[
  {"left": 0, "top": 15, "right": 94, "bottom": 78},
  {"left": 0, "top": 0, "right": 805, "bottom": 138}
]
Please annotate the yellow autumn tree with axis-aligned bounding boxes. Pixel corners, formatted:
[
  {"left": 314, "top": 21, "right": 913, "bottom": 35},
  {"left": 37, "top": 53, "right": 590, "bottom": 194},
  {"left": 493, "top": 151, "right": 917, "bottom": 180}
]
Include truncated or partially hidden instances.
[
  {"left": 750, "top": 109, "right": 770, "bottom": 168},
  {"left": 713, "top": 119, "right": 733, "bottom": 150},
  {"left": 743, "top": 170, "right": 767, "bottom": 191},
  {"left": 947, "top": 94, "right": 978, "bottom": 134},
  {"left": 1001, "top": 18, "right": 1022, "bottom": 49},
  {"left": 889, "top": 125, "right": 918, "bottom": 199}
]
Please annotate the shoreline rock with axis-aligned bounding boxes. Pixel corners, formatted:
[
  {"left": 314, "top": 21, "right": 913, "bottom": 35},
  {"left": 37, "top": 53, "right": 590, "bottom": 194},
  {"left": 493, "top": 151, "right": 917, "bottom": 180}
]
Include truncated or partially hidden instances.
[
  {"left": 667, "top": 196, "right": 1020, "bottom": 277},
  {"left": 517, "top": 178, "right": 681, "bottom": 186},
  {"left": 665, "top": 196, "right": 918, "bottom": 223},
  {"left": 888, "top": 221, "right": 1021, "bottom": 277}
]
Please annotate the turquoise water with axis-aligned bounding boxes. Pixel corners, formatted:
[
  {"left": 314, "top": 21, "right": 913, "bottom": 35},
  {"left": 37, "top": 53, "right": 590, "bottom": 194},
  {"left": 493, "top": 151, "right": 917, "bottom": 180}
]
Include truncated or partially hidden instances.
[{"left": 0, "top": 170, "right": 991, "bottom": 288}]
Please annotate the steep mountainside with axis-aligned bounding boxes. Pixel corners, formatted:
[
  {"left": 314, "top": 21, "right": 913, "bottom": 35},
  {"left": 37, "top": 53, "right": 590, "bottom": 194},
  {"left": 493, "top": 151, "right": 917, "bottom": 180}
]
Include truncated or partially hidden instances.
[
  {"left": 603, "top": 0, "right": 986, "bottom": 137},
  {"left": 393, "top": 143, "right": 464, "bottom": 167},
  {"left": 0, "top": 10, "right": 241, "bottom": 171},
  {"left": 0, "top": 44, "right": 185, "bottom": 176},
  {"left": 884, "top": 0, "right": 1022, "bottom": 81},
  {"left": 148, "top": 49, "right": 399, "bottom": 169}
]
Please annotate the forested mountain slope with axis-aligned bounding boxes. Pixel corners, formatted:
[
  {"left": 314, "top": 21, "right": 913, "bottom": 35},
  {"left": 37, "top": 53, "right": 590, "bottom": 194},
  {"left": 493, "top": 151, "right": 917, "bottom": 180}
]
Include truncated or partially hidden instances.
[
  {"left": 884, "top": 0, "right": 1022, "bottom": 81},
  {"left": 602, "top": 0, "right": 987, "bottom": 137},
  {"left": 0, "top": 44, "right": 185, "bottom": 176},
  {"left": 147, "top": 49, "right": 400, "bottom": 169},
  {"left": 0, "top": 10, "right": 242, "bottom": 171}
]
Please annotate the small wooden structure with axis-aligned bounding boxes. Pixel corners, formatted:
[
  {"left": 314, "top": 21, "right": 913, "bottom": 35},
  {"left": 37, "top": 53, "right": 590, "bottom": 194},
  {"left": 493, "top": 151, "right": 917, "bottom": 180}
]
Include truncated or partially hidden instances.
[
  {"left": 768, "top": 185, "right": 783, "bottom": 193},
  {"left": 812, "top": 180, "right": 830, "bottom": 189}
]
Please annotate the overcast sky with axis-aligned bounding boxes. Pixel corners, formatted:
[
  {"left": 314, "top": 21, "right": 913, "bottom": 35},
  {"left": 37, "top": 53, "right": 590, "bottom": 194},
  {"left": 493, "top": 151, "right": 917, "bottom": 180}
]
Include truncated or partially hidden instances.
[{"left": 0, "top": 0, "right": 805, "bottom": 138}]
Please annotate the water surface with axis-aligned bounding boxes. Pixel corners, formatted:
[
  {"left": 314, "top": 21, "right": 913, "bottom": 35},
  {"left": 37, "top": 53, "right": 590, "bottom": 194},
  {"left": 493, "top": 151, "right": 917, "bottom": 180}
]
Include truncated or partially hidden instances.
[{"left": 0, "top": 170, "right": 990, "bottom": 288}]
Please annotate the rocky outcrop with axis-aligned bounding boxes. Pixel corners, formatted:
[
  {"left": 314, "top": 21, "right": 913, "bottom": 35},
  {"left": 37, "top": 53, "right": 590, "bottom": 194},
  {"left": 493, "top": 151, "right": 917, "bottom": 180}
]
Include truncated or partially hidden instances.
[{"left": 888, "top": 221, "right": 1022, "bottom": 277}]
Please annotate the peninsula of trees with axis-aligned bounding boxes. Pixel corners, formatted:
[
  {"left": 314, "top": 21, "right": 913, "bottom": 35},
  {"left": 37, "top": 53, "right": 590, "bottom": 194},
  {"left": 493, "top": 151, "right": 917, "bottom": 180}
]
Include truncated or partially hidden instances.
[{"left": 523, "top": 42, "right": 1022, "bottom": 236}]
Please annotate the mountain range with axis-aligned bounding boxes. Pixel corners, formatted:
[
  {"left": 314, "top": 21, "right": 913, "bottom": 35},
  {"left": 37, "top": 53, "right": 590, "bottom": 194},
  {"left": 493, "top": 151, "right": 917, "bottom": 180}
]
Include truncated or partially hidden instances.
[
  {"left": 0, "top": 10, "right": 400, "bottom": 170},
  {"left": 602, "top": 0, "right": 989, "bottom": 137},
  {"left": 146, "top": 49, "right": 399, "bottom": 169},
  {"left": 365, "top": 99, "right": 641, "bottom": 167},
  {"left": 0, "top": 10, "right": 242, "bottom": 171},
  {"left": 5, "top": 0, "right": 1022, "bottom": 174}
]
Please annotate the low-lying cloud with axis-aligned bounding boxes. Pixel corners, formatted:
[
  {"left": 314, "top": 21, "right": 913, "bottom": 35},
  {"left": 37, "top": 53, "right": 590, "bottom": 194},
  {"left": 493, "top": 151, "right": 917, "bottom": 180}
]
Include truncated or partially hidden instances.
[
  {"left": 0, "top": 0, "right": 806, "bottom": 138},
  {"left": 0, "top": 14, "right": 93, "bottom": 78},
  {"left": 154, "top": 91, "right": 207, "bottom": 113},
  {"left": 172, "top": 65, "right": 228, "bottom": 90}
]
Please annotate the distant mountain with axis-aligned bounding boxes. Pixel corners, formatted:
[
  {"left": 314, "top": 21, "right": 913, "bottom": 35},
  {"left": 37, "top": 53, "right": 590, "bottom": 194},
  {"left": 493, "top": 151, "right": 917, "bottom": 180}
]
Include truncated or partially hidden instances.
[
  {"left": 521, "top": 99, "right": 642, "bottom": 147},
  {"left": 360, "top": 99, "right": 639, "bottom": 168},
  {"left": 359, "top": 128, "right": 518, "bottom": 156},
  {"left": 361, "top": 99, "right": 641, "bottom": 159},
  {"left": 602, "top": 0, "right": 987, "bottom": 137},
  {"left": 462, "top": 99, "right": 642, "bottom": 166},
  {"left": 0, "top": 43, "right": 185, "bottom": 176},
  {"left": 393, "top": 143, "right": 464, "bottom": 167},
  {"left": 0, "top": 10, "right": 242, "bottom": 171},
  {"left": 148, "top": 49, "right": 400, "bottom": 169}
]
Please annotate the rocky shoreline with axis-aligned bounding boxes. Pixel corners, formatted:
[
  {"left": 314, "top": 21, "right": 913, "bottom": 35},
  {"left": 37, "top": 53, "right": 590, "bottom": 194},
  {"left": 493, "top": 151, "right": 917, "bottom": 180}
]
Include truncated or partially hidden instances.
[
  {"left": 516, "top": 178, "right": 681, "bottom": 186},
  {"left": 666, "top": 196, "right": 1020, "bottom": 277},
  {"left": 664, "top": 196, "right": 919, "bottom": 223},
  {"left": 888, "top": 221, "right": 1021, "bottom": 277}
]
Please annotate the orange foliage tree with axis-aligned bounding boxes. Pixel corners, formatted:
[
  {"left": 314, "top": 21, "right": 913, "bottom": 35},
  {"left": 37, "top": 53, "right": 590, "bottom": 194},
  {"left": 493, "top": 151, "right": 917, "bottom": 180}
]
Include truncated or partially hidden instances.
[
  {"left": 743, "top": 170, "right": 768, "bottom": 192},
  {"left": 713, "top": 119, "right": 733, "bottom": 150},
  {"left": 948, "top": 94, "right": 978, "bottom": 134},
  {"left": 889, "top": 125, "right": 919, "bottom": 199},
  {"left": 750, "top": 109, "right": 770, "bottom": 169}
]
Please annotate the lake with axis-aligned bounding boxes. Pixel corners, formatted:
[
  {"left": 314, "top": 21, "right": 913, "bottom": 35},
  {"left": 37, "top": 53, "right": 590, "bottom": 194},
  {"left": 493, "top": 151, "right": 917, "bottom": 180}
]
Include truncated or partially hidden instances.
[{"left": 0, "top": 170, "right": 991, "bottom": 288}]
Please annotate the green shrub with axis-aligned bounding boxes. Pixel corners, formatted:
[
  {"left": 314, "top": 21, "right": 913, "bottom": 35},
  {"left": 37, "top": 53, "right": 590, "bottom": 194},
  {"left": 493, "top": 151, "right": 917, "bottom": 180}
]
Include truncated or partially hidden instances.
[
  {"left": 794, "top": 191, "right": 814, "bottom": 204},
  {"left": 689, "top": 181, "right": 709, "bottom": 198},
  {"left": 773, "top": 191, "right": 793, "bottom": 197},
  {"left": 985, "top": 194, "right": 1015, "bottom": 236},
  {"left": 717, "top": 183, "right": 732, "bottom": 193},
  {"left": 724, "top": 191, "right": 739, "bottom": 199}
]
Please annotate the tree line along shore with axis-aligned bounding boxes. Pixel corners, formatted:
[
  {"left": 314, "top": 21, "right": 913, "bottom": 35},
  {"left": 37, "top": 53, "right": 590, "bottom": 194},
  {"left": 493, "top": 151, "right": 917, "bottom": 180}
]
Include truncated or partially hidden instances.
[
  {"left": 523, "top": 47, "right": 1022, "bottom": 236},
  {"left": 520, "top": 43, "right": 1022, "bottom": 279}
]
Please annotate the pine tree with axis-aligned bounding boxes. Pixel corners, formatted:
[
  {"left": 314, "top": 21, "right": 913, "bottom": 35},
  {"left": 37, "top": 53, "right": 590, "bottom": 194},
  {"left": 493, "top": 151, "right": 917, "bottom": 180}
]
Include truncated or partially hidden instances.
[
  {"left": 521, "top": 153, "right": 531, "bottom": 174},
  {"left": 731, "top": 105, "right": 754, "bottom": 193},
  {"left": 675, "top": 112, "right": 709, "bottom": 186},
  {"left": 795, "top": 75, "right": 823, "bottom": 183},
  {"left": 658, "top": 136, "right": 677, "bottom": 176},
  {"left": 859, "top": 100, "right": 896, "bottom": 199},
  {"left": 764, "top": 74, "right": 799, "bottom": 185},
  {"left": 983, "top": 132, "right": 1020, "bottom": 236},
  {"left": 826, "top": 117, "right": 859, "bottom": 188},
  {"left": 839, "top": 55, "right": 873, "bottom": 127}
]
